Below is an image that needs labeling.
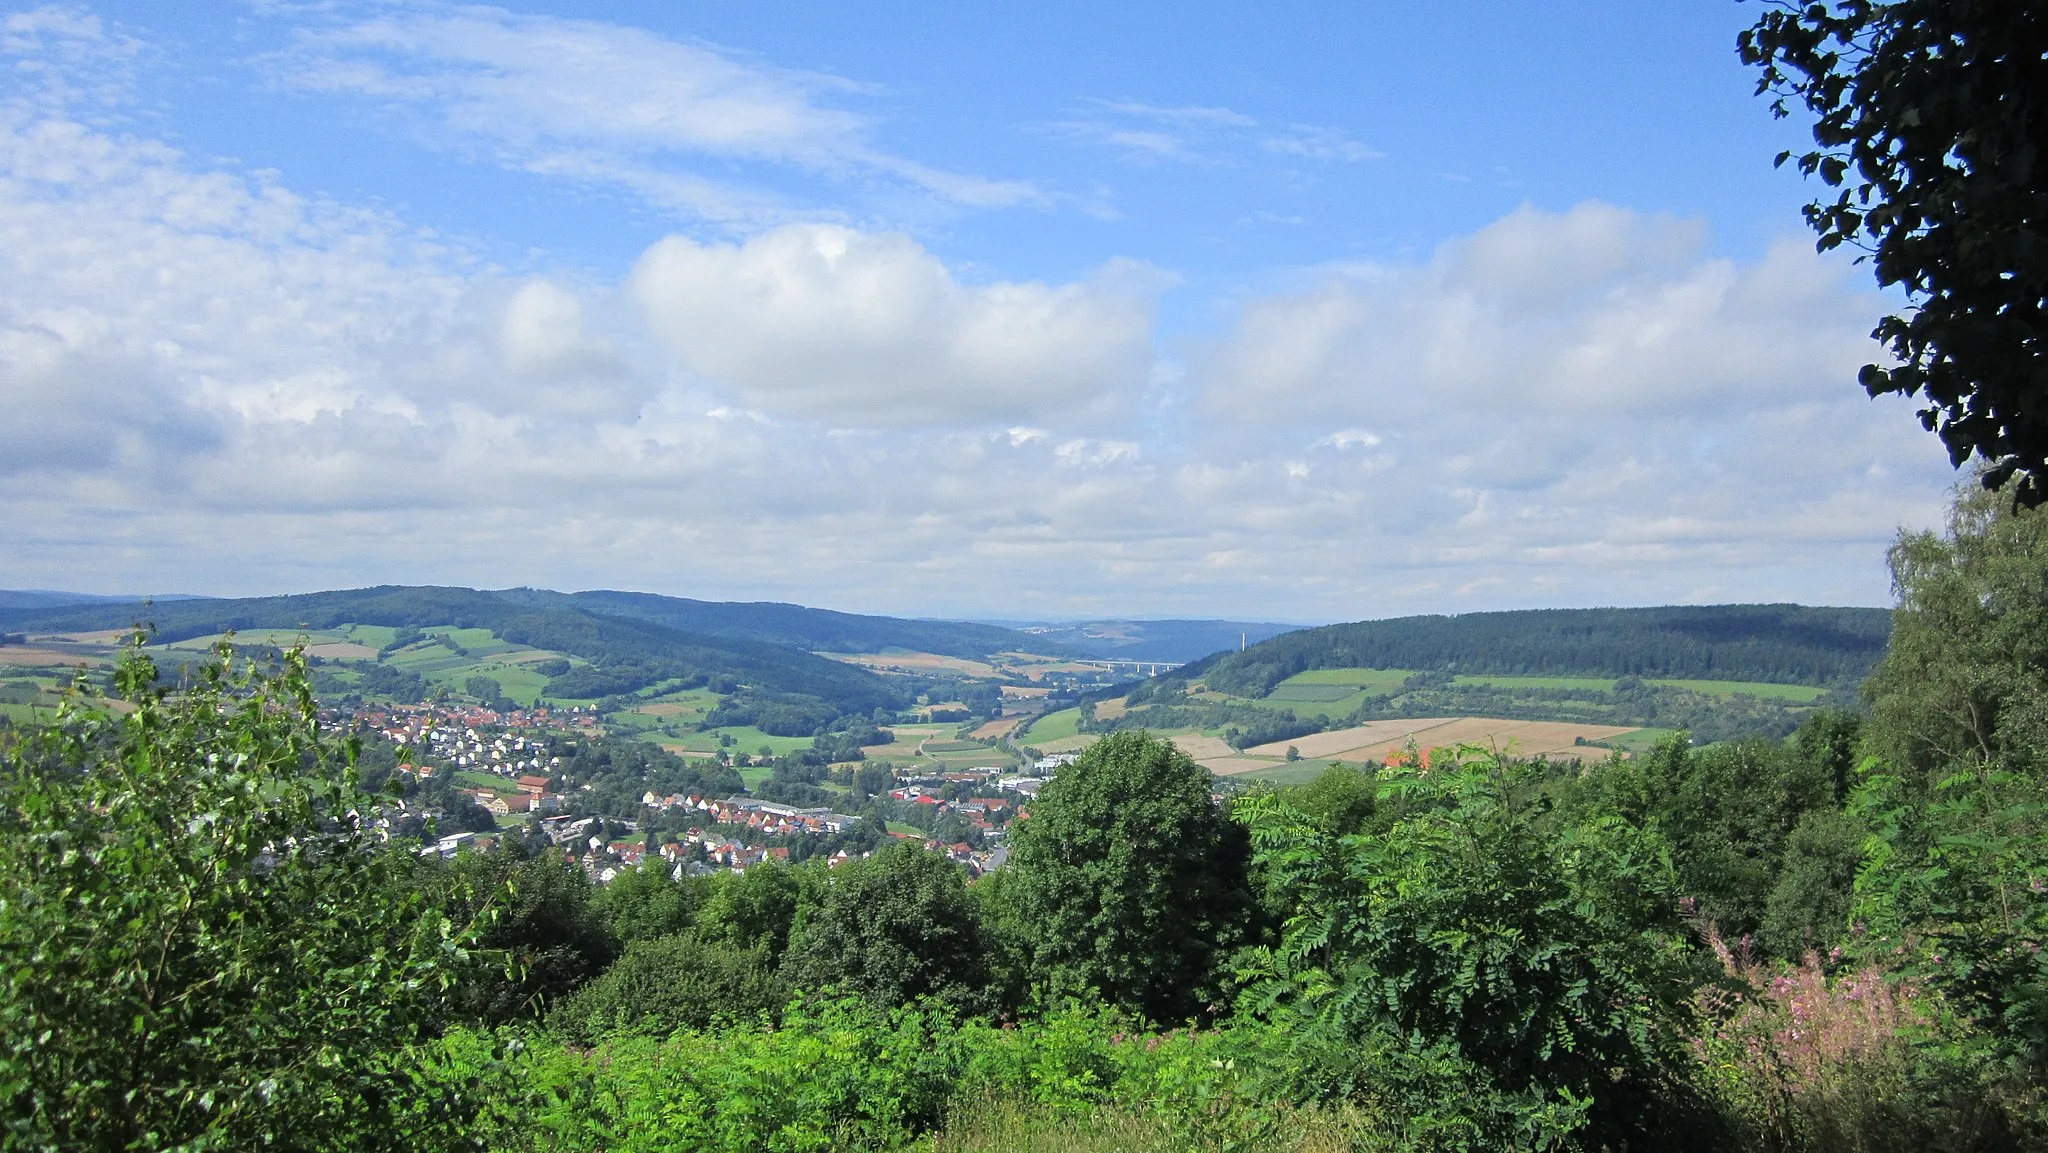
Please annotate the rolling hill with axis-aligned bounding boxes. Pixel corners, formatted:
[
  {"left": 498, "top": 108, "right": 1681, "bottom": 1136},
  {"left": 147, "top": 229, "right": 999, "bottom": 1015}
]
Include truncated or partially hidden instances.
[
  {"left": 1183, "top": 604, "right": 1892, "bottom": 697},
  {"left": 497, "top": 588, "right": 1054, "bottom": 660},
  {"left": 0, "top": 586, "right": 906, "bottom": 720}
]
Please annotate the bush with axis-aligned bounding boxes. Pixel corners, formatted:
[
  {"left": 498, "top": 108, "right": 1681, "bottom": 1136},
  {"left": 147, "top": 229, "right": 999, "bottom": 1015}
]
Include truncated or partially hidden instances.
[
  {"left": 0, "top": 642, "right": 494, "bottom": 1150},
  {"left": 548, "top": 931, "right": 785, "bottom": 1043},
  {"left": 1237, "top": 746, "right": 1701, "bottom": 1147}
]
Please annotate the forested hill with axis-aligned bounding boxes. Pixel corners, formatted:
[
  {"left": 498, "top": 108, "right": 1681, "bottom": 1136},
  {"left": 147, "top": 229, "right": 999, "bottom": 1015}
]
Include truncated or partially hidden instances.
[
  {"left": 0, "top": 585, "right": 903, "bottom": 716},
  {"left": 496, "top": 588, "right": 1052, "bottom": 659},
  {"left": 1185, "top": 604, "right": 1893, "bottom": 697}
]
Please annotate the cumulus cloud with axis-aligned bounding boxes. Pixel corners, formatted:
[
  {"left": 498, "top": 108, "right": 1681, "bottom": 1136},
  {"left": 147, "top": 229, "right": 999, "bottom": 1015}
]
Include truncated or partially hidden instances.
[
  {"left": 0, "top": 20, "right": 1957, "bottom": 618},
  {"left": 628, "top": 224, "right": 1159, "bottom": 424},
  {"left": 1204, "top": 202, "right": 1880, "bottom": 423},
  {"left": 265, "top": 3, "right": 1042, "bottom": 222},
  {"left": 1184, "top": 201, "right": 1951, "bottom": 607}
]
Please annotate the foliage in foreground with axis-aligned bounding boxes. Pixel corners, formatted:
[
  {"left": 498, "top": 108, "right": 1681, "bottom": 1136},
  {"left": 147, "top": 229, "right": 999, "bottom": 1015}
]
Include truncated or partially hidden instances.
[{"left": 0, "top": 643, "right": 494, "bottom": 1151}]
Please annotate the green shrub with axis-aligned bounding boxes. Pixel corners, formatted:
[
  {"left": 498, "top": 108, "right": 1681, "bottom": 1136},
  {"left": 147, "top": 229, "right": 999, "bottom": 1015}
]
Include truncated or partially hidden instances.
[
  {"left": 1236, "top": 747, "right": 1701, "bottom": 1148},
  {"left": 0, "top": 641, "right": 494, "bottom": 1151}
]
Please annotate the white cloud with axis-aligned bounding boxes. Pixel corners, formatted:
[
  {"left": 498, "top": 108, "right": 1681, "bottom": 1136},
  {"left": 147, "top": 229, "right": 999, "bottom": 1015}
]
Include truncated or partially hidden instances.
[
  {"left": 0, "top": 23, "right": 1959, "bottom": 619},
  {"left": 1261, "top": 125, "right": 1382, "bottom": 162},
  {"left": 264, "top": 3, "right": 1042, "bottom": 222},
  {"left": 1051, "top": 98, "right": 1379, "bottom": 168},
  {"left": 1203, "top": 202, "right": 1873, "bottom": 422},
  {"left": 627, "top": 224, "right": 1159, "bottom": 425},
  {"left": 1186, "top": 201, "right": 1953, "bottom": 609}
]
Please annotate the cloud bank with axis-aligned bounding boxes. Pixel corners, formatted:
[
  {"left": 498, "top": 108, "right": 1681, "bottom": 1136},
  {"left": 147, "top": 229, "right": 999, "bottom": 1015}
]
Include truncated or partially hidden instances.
[{"left": 0, "top": 7, "right": 1956, "bottom": 618}]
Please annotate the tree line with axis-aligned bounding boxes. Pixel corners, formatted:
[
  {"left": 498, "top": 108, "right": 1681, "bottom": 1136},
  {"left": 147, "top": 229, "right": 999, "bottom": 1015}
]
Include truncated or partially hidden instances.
[{"left": 1182, "top": 604, "right": 1892, "bottom": 698}]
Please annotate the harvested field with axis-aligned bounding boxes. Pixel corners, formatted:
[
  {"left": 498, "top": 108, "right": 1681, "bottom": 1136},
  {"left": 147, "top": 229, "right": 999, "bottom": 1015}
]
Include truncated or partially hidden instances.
[
  {"left": 1169, "top": 733, "right": 1236, "bottom": 762},
  {"left": 972, "top": 717, "right": 1024, "bottom": 740},
  {"left": 824, "top": 651, "right": 1001, "bottom": 678},
  {"left": 1201, "top": 756, "right": 1284, "bottom": 776},
  {"left": 1094, "top": 697, "right": 1129, "bottom": 720},
  {"left": 1247, "top": 719, "right": 1461, "bottom": 760},
  {"left": 1246, "top": 717, "right": 1638, "bottom": 763}
]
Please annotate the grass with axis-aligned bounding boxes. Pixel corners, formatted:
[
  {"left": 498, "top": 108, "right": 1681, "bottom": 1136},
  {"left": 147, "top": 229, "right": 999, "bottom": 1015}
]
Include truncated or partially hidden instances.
[
  {"left": 1652, "top": 679, "right": 1828, "bottom": 702},
  {"left": 1452, "top": 673, "right": 1622, "bottom": 692},
  {"left": 338, "top": 623, "right": 399, "bottom": 648},
  {"left": 1018, "top": 707, "right": 1082, "bottom": 745},
  {"left": 664, "top": 727, "right": 815, "bottom": 757},
  {"left": 1275, "top": 667, "right": 1416, "bottom": 693},
  {"left": 1449, "top": 673, "right": 1828, "bottom": 702}
]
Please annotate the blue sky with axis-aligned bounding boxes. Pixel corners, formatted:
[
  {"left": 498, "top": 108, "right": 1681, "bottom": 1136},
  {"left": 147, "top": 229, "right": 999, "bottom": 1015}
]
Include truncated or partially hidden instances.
[{"left": 0, "top": 2, "right": 1956, "bottom": 620}]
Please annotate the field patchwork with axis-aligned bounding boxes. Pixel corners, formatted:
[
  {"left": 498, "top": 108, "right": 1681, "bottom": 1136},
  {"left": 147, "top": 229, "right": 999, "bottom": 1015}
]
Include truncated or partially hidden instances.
[{"left": 1238, "top": 717, "right": 1639, "bottom": 766}]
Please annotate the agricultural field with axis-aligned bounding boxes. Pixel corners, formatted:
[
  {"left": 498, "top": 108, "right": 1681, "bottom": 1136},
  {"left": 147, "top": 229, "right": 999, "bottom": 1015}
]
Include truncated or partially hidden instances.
[
  {"left": 1015, "top": 707, "right": 1082, "bottom": 747},
  {"left": 1270, "top": 667, "right": 1417, "bottom": 693},
  {"left": 373, "top": 629, "right": 575, "bottom": 706},
  {"left": 1221, "top": 759, "right": 1342, "bottom": 787},
  {"left": 971, "top": 716, "right": 1025, "bottom": 740},
  {"left": 1449, "top": 672, "right": 1828, "bottom": 702},
  {"left": 824, "top": 650, "right": 1002, "bottom": 678},
  {"left": 1240, "top": 717, "right": 1639, "bottom": 766},
  {"left": 1649, "top": 679, "right": 1828, "bottom": 702},
  {"left": 660, "top": 726, "right": 816, "bottom": 758}
]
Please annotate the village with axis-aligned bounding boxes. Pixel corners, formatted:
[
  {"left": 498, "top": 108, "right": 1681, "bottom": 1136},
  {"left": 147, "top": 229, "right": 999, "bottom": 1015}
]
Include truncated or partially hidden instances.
[{"left": 339, "top": 695, "right": 1068, "bottom": 884}]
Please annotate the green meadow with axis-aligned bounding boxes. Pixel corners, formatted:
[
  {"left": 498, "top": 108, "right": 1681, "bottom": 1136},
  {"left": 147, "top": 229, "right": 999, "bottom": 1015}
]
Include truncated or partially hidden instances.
[{"left": 1017, "top": 707, "right": 1082, "bottom": 744}]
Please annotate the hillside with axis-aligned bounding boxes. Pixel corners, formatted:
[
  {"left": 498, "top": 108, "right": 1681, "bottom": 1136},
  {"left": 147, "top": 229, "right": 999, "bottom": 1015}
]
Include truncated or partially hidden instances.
[
  {"left": 499, "top": 588, "right": 1054, "bottom": 659},
  {"left": 0, "top": 585, "right": 903, "bottom": 719},
  {"left": 1184, "top": 604, "right": 1891, "bottom": 697},
  {"left": 0, "top": 589, "right": 213, "bottom": 611}
]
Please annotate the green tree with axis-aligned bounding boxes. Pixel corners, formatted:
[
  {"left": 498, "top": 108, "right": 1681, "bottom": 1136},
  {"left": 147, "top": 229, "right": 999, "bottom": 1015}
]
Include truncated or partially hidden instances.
[
  {"left": 464, "top": 674, "right": 501, "bottom": 702},
  {"left": 548, "top": 931, "right": 785, "bottom": 1042},
  {"left": 693, "top": 860, "right": 826, "bottom": 962},
  {"left": 593, "top": 858, "right": 704, "bottom": 944},
  {"left": 1865, "top": 481, "right": 2048, "bottom": 780},
  {"left": 1854, "top": 481, "right": 2048, "bottom": 1067},
  {"left": 1236, "top": 748, "right": 1698, "bottom": 1147},
  {"left": 446, "top": 842, "right": 618, "bottom": 1025},
  {"left": 0, "top": 642, "right": 493, "bottom": 1150},
  {"left": 1006, "top": 730, "right": 1256, "bottom": 1023},
  {"left": 781, "top": 841, "right": 993, "bottom": 1011},
  {"left": 1740, "top": 1, "right": 2048, "bottom": 501}
]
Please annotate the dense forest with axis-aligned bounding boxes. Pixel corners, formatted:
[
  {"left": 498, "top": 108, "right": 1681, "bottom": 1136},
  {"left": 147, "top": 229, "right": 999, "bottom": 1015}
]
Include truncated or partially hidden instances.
[{"left": 1184, "top": 604, "right": 1892, "bottom": 697}]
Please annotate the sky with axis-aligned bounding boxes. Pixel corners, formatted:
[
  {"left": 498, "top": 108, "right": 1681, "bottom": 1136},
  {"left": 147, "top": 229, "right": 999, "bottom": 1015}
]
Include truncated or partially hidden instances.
[{"left": 0, "top": 1, "right": 1961, "bottom": 621}]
